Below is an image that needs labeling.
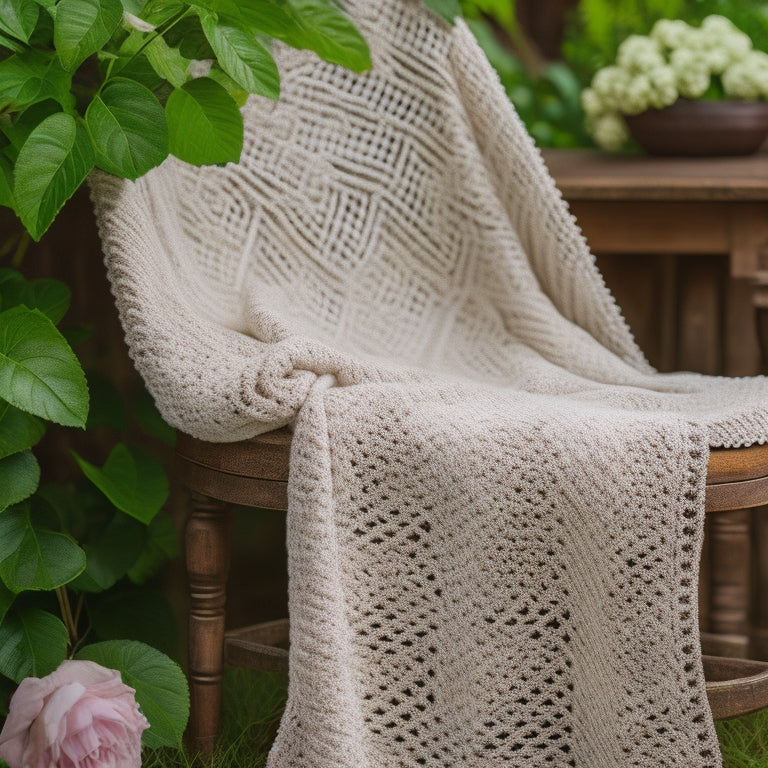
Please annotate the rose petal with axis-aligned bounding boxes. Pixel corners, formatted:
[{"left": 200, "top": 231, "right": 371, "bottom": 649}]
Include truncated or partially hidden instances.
[{"left": 27, "top": 683, "right": 86, "bottom": 764}]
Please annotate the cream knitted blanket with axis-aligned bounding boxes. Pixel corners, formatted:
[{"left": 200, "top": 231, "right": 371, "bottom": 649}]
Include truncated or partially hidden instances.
[{"left": 92, "top": 1, "right": 768, "bottom": 765}]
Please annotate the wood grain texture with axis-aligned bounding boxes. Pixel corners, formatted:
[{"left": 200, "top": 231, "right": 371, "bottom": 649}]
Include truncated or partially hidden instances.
[
  {"left": 178, "top": 425, "right": 768, "bottom": 744},
  {"left": 708, "top": 510, "right": 752, "bottom": 657},
  {"left": 544, "top": 150, "right": 768, "bottom": 201},
  {"left": 186, "top": 494, "right": 232, "bottom": 754},
  {"left": 703, "top": 654, "right": 768, "bottom": 719},
  {"left": 225, "top": 619, "right": 290, "bottom": 672}
]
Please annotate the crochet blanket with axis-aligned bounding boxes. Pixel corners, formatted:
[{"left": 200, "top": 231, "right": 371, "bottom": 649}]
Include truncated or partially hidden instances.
[{"left": 91, "top": 1, "right": 768, "bottom": 765}]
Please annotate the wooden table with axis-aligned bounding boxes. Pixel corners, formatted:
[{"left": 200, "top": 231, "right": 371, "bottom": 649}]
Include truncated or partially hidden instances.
[
  {"left": 543, "top": 148, "right": 768, "bottom": 315},
  {"left": 544, "top": 149, "right": 768, "bottom": 658}
]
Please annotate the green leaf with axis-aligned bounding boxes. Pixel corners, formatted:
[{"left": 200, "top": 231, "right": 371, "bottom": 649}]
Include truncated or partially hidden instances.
[
  {"left": 110, "top": 52, "right": 165, "bottom": 91},
  {"left": 0, "top": 580, "right": 14, "bottom": 625},
  {"left": 0, "top": 269, "right": 23, "bottom": 307},
  {"left": 0, "top": 270, "right": 71, "bottom": 322},
  {"left": 27, "top": 2, "right": 53, "bottom": 44},
  {"left": 284, "top": 0, "right": 371, "bottom": 71},
  {"left": 0, "top": 503, "right": 86, "bottom": 592},
  {"left": 90, "top": 588, "right": 177, "bottom": 657},
  {"left": 0, "top": 450, "right": 39, "bottom": 510},
  {"left": 21, "top": 278, "right": 70, "bottom": 323},
  {"left": 53, "top": 0, "right": 123, "bottom": 71},
  {"left": 234, "top": 0, "right": 370, "bottom": 71},
  {"left": 163, "top": 14, "right": 214, "bottom": 60},
  {"left": 0, "top": 306, "right": 89, "bottom": 427},
  {"left": 421, "top": 0, "right": 461, "bottom": 24},
  {"left": 33, "top": 483, "right": 82, "bottom": 536},
  {"left": 1, "top": 100, "right": 65, "bottom": 153},
  {"left": 0, "top": 29, "right": 26, "bottom": 52},
  {"left": 73, "top": 442, "right": 168, "bottom": 524},
  {"left": 0, "top": 608, "right": 67, "bottom": 683},
  {"left": 232, "top": 0, "right": 302, "bottom": 40},
  {"left": 0, "top": 404, "right": 45, "bottom": 460},
  {"left": 13, "top": 112, "right": 95, "bottom": 240},
  {"left": 76, "top": 640, "right": 189, "bottom": 748},
  {"left": 206, "top": 66, "right": 249, "bottom": 107},
  {"left": 143, "top": 34, "right": 189, "bottom": 88},
  {"left": 71, "top": 512, "right": 146, "bottom": 592},
  {"left": 200, "top": 13, "right": 279, "bottom": 99},
  {"left": 166, "top": 77, "right": 243, "bottom": 165},
  {"left": 86, "top": 78, "right": 168, "bottom": 180},
  {"left": 0, "top": 50, "right": 72, "bottom": 112},
  {"left": 121, "top": 0, "right": 146, "bottom": 13},
  {"left": 141, "top": 0, "right": 185, "bottom": 27},
  {"left": 0, "top": 156, "right": 14, "bottom": 211},
  {"left": 127, "top": 511, "right": 177, "bottom": 583},
  {"left": 0, "top": 0, "right": 40, "bottom": 43}
]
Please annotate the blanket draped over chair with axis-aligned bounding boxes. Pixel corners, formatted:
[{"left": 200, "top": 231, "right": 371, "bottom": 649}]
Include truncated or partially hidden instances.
[{"left": 91, "top": 1, "right": 768, "bottom": 765}]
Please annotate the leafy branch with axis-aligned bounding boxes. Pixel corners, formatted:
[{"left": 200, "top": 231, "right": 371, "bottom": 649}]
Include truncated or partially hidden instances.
[
  {"left": 0, "top": 0, "right": 372, "bottom": 240},
  {"left": 0, "top": 266, "right": 186, "bottom": 744}
]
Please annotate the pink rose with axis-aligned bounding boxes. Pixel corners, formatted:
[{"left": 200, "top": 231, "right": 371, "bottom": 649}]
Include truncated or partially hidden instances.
[{"left": 0, "top": 660, "right": 149, "bottom": 768}]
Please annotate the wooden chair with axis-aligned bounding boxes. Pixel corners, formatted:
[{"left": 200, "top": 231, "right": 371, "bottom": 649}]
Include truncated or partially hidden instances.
[{"left": 175, "top": 429, "right": 768, "bottom": 753}]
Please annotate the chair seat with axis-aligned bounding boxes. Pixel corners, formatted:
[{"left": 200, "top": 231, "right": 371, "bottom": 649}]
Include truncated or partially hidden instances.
[
  {"left": 175, "top": 430, "right": 768, "bottom": 750},
  {"left": 176, "top": 430, "right": 768, "bottom": 512},
  {"left": 175, "top": 428, "right": 291, "bottom": 509}
]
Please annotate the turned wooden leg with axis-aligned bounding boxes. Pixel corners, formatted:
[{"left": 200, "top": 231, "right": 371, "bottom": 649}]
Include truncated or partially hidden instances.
[
  {"left": 752, "top": 511, "right": 768, "bottom": 660},
  {"left": 708, "top": 509, "right": 751, "bottom": 658},
  {"left": 186, "top": 492, "right": 232, "bottom": 755},
  {"left": 752, "top": 282, "right": 768, "bottom": 659}
]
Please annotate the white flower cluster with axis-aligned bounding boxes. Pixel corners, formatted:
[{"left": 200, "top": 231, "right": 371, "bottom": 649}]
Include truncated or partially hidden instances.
[{"left": 581, "top": 15, "right": 768, "bottom": 150}]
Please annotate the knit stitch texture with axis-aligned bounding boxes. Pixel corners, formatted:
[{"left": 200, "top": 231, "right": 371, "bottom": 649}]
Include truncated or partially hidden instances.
[{"left": 91, "top": 1, "right": 768, "bottom": 765}]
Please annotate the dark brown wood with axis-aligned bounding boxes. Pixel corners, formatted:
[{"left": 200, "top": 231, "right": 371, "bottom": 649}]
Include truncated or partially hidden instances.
[
  {"left": 752, "top": 512, "right": 768, "bottom": 660},
  {"left": 186, "top": 493, "right": 232, "bottom": 755},
  {"left": 173, "top": 430, "right": 290, "bottom": 509},
  {"left": 707, "top": 510, "right": 752, "bottom": 657},
  {"left": 544, "top": 150, "right": 768, "bottom": 201},
  {"left": 175, "top": 460, "right": 288, "bottom": 510},
  {"left": 704, "top": 654, "right": 768, "bottom": 719},
  {"left": 725, "top": 277, "right": 762, "bottom": 377},
  {"left": 676, "top": 260, "right": 724, "bottom": 375},
  {"left": 225, "top": 619, "right": 290, "bottom": 672},
  {"left": 570, "top": 201, "right": 743, "bottom": 255},
  {"left": 176, "top": 429, "right": 291, "bottom": 480},
  {"left": 755, "top": 274, "right": 768, "bottom": 372},
  {"left": 706, "top": 476, "right": 768, "bottom": 513},
  {"left": 179, "top": 422, "right": 768, "bottom": 744}
]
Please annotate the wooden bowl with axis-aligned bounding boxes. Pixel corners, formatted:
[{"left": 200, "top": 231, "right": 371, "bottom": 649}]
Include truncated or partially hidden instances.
[{"left": 624, "top": 99, "right": 768, "bottom": 156}]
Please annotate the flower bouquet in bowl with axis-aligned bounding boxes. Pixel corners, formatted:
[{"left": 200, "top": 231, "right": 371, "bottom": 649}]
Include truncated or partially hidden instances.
[{"left": 581, "top": 16, "right": 768, "bottom": 155}]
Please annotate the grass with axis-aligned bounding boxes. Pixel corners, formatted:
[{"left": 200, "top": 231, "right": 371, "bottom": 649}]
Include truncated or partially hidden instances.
[
  {"left": 143, "top": 668, "right": 287, "bottom": 768},
  {"left": 717, "top": 709, "right": 768, "bottom": 768},
  {"left": 143, "top": 668, "right": 768, "bottom": 766}
]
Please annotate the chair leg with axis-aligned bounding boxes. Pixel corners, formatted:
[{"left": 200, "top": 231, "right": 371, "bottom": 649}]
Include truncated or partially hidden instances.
[
  {"left": 708, "top": 509, "right": 751, "bottom": 658},
  {"left": 752, "top": 510, "right": 768, "bottom": 659},
  {"left": 186, "top": 492, "right": 232, "bottom": 755}
]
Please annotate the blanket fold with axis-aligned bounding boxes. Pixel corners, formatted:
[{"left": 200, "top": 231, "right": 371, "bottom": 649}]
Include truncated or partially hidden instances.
[
  {"left": 90, "top": 1, "right": 768, "bottom": 764},
  {"left": 275, "top": 381, "right": 719, "bottom": 767}
]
